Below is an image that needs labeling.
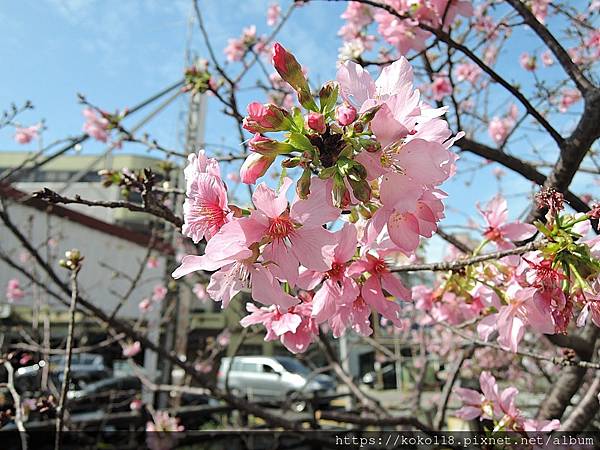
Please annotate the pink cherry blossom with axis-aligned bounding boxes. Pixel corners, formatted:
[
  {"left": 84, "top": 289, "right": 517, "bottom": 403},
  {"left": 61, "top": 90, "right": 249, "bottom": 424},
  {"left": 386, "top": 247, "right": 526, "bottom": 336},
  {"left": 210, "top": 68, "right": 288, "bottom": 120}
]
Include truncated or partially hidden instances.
[
  {"left": 152, "top": 284, "right": 168, "bottom": 302},
  {"left": 82, "top": 108, "right": 110, "bottom": 142},
  {"left": 455, "top": 371, "right": 498, "bottom": 420},
  {"left": 247, "top": 177, "right": 339, "bottom": 286},
  {"left": 479, "top": 284, "right": 555, "bottom": 352},
  {"left": 487, "top": 106, "right": 517, "bottom": 145},
  {"left": 348, "top": 248, "right": 411, "bottom": 327},
  {"left": 541, "top": 49, "right": 554, "bottom": 67},
  {"left": 6, "top": 279, "right": 25, "bottom": 303},
  {"left": 335, "top": 103, "right": 357, "bottom": 126},
  {"left": 14, "top": 124, "right": 40, "bottom": 144},
  {"left": 130, "top": 399, "right": 143, "bottom": 411},
  {"left": 558, "top": 88, "right": 582, "bottom": 112},
  {"left": 139, "top": 298, "right": 152, "bottom": 312},
  {"left": 454, "top": 63, "right": 482, "bottom": 84},
  {"left": 374, "top": 12, "right": 429, "bottom": 55},
  {"left": 193, "top": 283, "right": 209, "bottom": 302},
  {"left": 577, "top": 279, "right": 600, "bottom": 328},
  {"left": 146, "top": 256, "right": 159, "bottom": 269},
  {"left": 122, "top": 341, "right": 141, "bottom": 357},
  {"left": 329, "top": 294, "right": 373, "bottom": 338},
  {"left": 430, "top": 75, "right": 452, "bottom": 101},
  {"left": 182, "top": 151, "right": 230, "bottom": 243},
  {"left": 224, "top": 26, "right": 256, "bottom": 62},
  {"left": 531, "top": 0, "right": 551, "bottom": 23},
  {"left": 477, "top": 194, "right": 537, "bottom": 256},
  {"left": 240, "top": 301, "right": 318, "bottom": 354},
  {"left": 340, "top": 2, "right": 373, "bottom": 30},
  {"left": 266, "top": 3, "right": 281, "bottom": 27},
  {"left": 297, "top": 223, "right": 360, "bottom": 324},
  {"left": 172, "top": 215, "right": 297, "bottom": 309},
  {"left": 216, "top": 329, "right": 231, "bottom": 346},
  {"left": 146, "top": 411, "right": 184, "bottom": 433},
  {"left": 224, "top": 37, "right": 245, "bottom": 62},
  {"left": 520, "top": 52, "right": 537, "bottom": 71},
  {"left": 455, "top": 370, "right": 553, "bottom": 431}
]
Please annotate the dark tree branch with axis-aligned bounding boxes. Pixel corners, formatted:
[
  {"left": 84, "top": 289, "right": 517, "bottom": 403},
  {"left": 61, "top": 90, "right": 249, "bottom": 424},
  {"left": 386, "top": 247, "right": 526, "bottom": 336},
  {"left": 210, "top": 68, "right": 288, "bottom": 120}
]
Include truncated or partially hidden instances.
[
  {"left": 561, "top": 373, "right": 600, "bottom": 431},
  {"left": 505, "top": 0, "right": 595, "bottom": 94},
  {"left": 537, "top": 323, "right": 599, "bottom": 420},
  {"left": 392, "top": 240, "right": 544, "bottom": 273},
  {"left": 31, "top": 188, "right": 183, "bottom": 228},
  {"left": 329, "top": 0, "right": 564, "bottom": 145}
]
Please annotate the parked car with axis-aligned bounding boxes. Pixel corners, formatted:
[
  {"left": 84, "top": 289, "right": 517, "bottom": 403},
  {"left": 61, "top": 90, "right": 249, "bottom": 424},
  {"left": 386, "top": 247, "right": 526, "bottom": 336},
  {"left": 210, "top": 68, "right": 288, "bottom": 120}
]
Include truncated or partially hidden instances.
[
  {"left": 67, "top": 375, "right": 141, "bottom": 414},
  {"left": 14, "top": 355, "right": 109, "bottom": 395},
  {"left": 217, "top": 356, "right": 336, "bottom": 412}
]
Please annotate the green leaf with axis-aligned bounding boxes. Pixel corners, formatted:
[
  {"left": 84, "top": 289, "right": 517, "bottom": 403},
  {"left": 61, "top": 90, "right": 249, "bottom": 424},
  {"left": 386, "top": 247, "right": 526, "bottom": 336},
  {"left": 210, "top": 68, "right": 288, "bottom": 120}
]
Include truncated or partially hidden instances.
[
  {"left": 289, "top": 132, "right": 315, "bottom": 154},
  {"left": 291, "top": 107, "right": 304, "bottom": 131},
  {"left": 319, "top": 166, "right": 337, "bottom": 179}
]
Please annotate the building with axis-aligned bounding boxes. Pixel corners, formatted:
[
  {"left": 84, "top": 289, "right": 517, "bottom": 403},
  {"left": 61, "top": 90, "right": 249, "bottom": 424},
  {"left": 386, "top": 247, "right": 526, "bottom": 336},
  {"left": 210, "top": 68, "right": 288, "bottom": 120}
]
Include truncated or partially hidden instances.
[
  {"left": 0, "top": 183, "right": 173, "bottom": 381},
  {"left": 0, "top": 151, "right": 178, "bottom": 229}
]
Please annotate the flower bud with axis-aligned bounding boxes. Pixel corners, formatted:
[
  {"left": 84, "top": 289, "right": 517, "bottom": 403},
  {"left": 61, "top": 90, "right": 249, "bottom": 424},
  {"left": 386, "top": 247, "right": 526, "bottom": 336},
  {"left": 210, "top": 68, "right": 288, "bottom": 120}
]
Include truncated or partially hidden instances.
[
  {"left": 332, "top": 173, "right": 348, "bottom": 208},
  {"left": 249, "top": 133, "right": 295, "bottom": 157},
  {"left": 306, "top": 112, "right": 326, "bottom": 134},
  {"left": 336, "top": 103, "right": 357, "bottom": 126},
  {"left": 272, "top": 43, "right": 309, "bottom": 94},
  {"left": 348, "top": 177, "right": 371, "bottom": 203},
  {"left": 282, "top": 157, "right": 302, "bottom": 168},
  {"left": 242, "top": 102, "right": 292, "bottom": 133},
  {"left": 296, "top": 167, "right": 312, "bottom": 199},
  {"left": 272, "top": 43, "right": 318, "bottom": 111},
  {"left": 240, "top": 152, "right": 275, "bottom": 184},
  {"left": 319, "top": 81, "right": 339, "bottom": 113},
  {"left": 353, "top": 122, "right": 364, "bottom": 133}
]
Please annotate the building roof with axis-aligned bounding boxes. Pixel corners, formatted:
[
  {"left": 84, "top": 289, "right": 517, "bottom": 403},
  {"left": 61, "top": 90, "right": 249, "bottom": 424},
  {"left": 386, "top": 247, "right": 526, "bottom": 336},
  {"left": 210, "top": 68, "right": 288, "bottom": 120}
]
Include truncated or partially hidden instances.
[
  {"left": 0, "top": 151, "right": 171, "bottom": 172},
  {"left": 0, "top": 183, "right": 173, "bottom": 253}
]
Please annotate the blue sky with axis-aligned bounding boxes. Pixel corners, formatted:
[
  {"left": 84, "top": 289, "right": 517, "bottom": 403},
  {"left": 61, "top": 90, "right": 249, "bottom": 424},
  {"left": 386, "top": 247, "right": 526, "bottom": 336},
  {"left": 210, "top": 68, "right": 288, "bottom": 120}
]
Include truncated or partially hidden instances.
[{"left": 0, "top": 0, "right": 597, "bottom": 259}]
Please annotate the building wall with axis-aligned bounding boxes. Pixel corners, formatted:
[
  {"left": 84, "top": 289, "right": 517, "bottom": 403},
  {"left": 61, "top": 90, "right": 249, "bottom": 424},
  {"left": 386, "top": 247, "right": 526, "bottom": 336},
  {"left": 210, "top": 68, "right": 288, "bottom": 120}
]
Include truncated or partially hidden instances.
[{"left": 0, "top": 201, "right": 165, "bottom": 321}]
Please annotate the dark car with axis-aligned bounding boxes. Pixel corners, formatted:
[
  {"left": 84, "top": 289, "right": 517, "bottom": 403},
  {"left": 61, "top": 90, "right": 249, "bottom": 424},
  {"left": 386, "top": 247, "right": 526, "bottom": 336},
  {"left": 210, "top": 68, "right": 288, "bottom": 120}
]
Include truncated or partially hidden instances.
[{"left": 67, "top": 375, "right": 141, "bottom": 414}]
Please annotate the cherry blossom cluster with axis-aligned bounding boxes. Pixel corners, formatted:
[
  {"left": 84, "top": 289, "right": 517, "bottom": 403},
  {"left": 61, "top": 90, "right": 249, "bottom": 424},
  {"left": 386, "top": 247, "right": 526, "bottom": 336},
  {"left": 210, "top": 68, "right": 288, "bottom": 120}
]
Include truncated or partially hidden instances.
[
  {"left": 224, "top": 25, "right": 272, "bottom": 63},
  {"left": 413, "top": 193, "right": 600, "bottom": 353},
  {"left": 337, "top": 0, "right": 599, "bottom": 129},
  {"left": 14, "top": 123, "right": 41, "bottom": 145},
  {"left": 172, "top": 43, "right": 461, "bottom": 353},
  {"left": 338, "top": 0, "right": 473, "bottom": 60},
  {"left": 455, "top": 371, "right": 560, "bottom": 431}
]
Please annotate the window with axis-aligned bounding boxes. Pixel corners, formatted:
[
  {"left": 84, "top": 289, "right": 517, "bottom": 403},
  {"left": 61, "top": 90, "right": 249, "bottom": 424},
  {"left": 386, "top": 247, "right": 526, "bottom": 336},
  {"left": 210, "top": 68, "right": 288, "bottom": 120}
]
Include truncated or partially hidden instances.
[
  {"left": 262, "top": 364, "right": 278, "bottom": 374},
  {"left": 231, "top": 359, "right": 259, "bottom": 372},
  {"left": 275, "top": 357, "right": 311, "bottom": 375}
]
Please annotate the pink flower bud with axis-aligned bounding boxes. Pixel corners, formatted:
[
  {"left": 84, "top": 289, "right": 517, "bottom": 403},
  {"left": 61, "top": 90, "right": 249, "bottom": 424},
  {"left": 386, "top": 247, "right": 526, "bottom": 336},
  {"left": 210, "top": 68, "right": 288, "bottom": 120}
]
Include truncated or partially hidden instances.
[
  {"left": 240, "top": 152, "right": 274, "bottom": 184},
  {"left": 272, "top": 43, "right": 309, "bottom": 93},
  {"left": 335, "top": 104, "right": 357, "bottom": 126},
  {"left": 306, "top": 112, "right": 326, "bottom": 134},
  {"left": 249, "top": 133, "right": 295, "bottom": 157},
  {"left": 242, "top": 102, "right": 291, "bottom": 133}
]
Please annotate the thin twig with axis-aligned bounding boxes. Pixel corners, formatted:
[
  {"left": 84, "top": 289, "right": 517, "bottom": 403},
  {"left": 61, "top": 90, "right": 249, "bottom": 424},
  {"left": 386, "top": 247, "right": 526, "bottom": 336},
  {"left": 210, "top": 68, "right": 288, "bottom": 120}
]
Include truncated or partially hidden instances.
[
  {"left": 54, "top": 264, "right": 80, "bottom": 450},
  {"left": 3, "top": 361, "right": 28, "bottom": 450}
]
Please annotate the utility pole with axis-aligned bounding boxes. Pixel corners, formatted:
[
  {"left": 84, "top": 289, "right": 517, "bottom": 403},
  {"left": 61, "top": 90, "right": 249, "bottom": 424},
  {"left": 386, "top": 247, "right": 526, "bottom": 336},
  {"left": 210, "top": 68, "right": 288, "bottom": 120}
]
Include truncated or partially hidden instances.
[{"left": 156, "top": 68, "right": 207, "bottom": 410}]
